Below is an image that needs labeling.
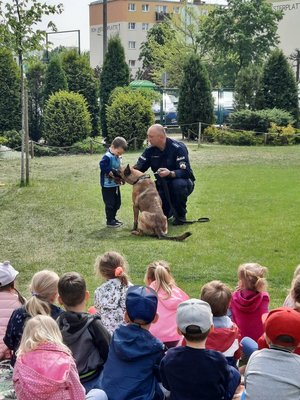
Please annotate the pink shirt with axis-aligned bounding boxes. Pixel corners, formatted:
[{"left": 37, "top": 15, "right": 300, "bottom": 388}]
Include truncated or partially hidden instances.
[
  {"left": 0, "top": 291, "right": 22, "bottom": 360},
  {"left": 230, "top": 289, "right": 269, "bottom": 341},
  {"left": 149, "top": 282, "right": 189, "bottom": 342},
  {"left": 13, "top": 342, "right": 85, "bottom": 400}
]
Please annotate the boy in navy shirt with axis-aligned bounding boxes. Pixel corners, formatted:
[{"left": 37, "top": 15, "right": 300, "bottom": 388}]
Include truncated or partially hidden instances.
[
  {"left": 160, "top": 299, "right": 240, "bottom": 400},
  {"left": 99, "top": 136, "right": 127, "bottom": 228}
]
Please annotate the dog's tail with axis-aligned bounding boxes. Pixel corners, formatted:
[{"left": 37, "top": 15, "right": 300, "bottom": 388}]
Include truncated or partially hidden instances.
[{"left": 159, "top": 232, "right": 192, "bottom": 241}]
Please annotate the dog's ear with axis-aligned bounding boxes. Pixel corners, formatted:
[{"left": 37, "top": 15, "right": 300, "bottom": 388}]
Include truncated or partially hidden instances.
[{"left": 124, "top": 164, "right": 131, "bottom": 177}]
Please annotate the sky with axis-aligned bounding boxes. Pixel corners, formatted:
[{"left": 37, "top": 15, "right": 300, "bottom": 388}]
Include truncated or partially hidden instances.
[
  {"left": 42, "top": 0, "right": 227, "bottom": 52},
  {"left": 42, "top": 0, "right": 91, "bottom": 51}
]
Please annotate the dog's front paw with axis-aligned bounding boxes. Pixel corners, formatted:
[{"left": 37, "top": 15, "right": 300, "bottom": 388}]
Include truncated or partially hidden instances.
[{"left": 131, "top": 230, "right": 142, "bottom": 236}]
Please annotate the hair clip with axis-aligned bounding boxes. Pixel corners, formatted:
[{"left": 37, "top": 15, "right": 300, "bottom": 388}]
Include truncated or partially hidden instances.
[
  {"left": 115, "top": 266, "right": 124, "bottom": 277},
  {"left": 31, "top": 291, "right": 39, "bottom": 297}
]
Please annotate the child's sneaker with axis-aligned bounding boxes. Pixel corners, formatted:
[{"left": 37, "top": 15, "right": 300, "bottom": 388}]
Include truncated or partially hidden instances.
[
  {"left": 107, "top": 220, "right": 122, "bottom": 228},
  {"left": 114, "top": 219, "right": 123, "bottom": 226}
]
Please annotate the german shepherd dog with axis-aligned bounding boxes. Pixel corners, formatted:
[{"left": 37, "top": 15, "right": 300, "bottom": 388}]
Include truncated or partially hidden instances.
[{"left": 113, "top": 165, "right": 191, "bottom": 241}]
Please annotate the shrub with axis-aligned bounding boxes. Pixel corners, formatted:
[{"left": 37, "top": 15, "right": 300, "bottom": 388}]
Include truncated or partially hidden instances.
[
  {"left": 229, "top": 108, "right": 295, "bottom": 132},
  {"left": 203, "top": 126, "right": 262, "bottom": 146},
  {"left": 106, "top": 90, "right": 154, "bottom": 149},
  {"left": 0, "top": 136, "right": 8, "bottom": 145},
  {"left": 43, "top": 91, "right": 92, "bottom": 147},
  {"left": 3, "top": 130, "right": 22, "bottom": 149},
  {"left": 266, "top": 123, "right": 296, "bottom": 145}
]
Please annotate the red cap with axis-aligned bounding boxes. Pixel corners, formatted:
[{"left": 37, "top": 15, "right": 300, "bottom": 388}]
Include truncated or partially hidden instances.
[{"left": 264, "top": 307, "right": 300, "bottom": 347}]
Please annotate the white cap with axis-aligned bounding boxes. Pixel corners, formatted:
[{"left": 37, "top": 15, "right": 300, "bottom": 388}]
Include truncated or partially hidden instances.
[
  {"left": 0, "top": 261, "right": 19, "bottom": 286},
  {"left": 177, "top": 299, "right": 213, "bottom": 334}
]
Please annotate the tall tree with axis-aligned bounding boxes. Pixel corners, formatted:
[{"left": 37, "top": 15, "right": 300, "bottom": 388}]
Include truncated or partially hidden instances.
[
  {"left": 177, "top": 54, "right": 214, "bottom": 139},
  {"left": 234, "top": 65, "right": 263, "bottom": 110},
  {"left": 200, "top": 0, "right": 283, "bottom": 85},
  {"left": 26, "top": 59, "right": 46, "bottom": 141},
  {"left": 0, "top": 0, "right": 62, "bottom": 185},
  {"left": 100, "top": 36, "right": 129, "bottom": 138},
  {"left": 261, "top": 49, "right": 299, "bottom": 123},
  {"left": 0, "top": 48, "right": 21, "bottom": 133},
  {"left": 43, "top": 57, "right": 68, "bottom": 102},
  {"left": 61, "top": 49, "right": 100, "bottom": 136}
]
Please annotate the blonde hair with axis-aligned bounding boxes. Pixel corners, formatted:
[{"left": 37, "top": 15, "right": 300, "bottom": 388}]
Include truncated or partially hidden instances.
[
  {"left": 94, "top": 251, "right": 129, "bottom": 286},
  {"left": 16, "top": 315, "right": 70, "bottom": 357},
  {"left": 144, "top": 260, "right": 175, "bottom": 299},
  {"left": 238, "top": 263, "right": 268, "bottom": 292},
  {"left": 200, "top": 280, "right": 232, "bottom": 317},
  {"left": 25, "top": 270, "right": 59, "bottom": 317},
  {"left": 291, "top": 274, "right": 300, "bottom": 310}
]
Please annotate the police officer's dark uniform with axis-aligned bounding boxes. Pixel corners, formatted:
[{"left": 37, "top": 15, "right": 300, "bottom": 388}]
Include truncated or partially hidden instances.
[{"left": 135, "top": 137, "right": 195, "bottom": 224}]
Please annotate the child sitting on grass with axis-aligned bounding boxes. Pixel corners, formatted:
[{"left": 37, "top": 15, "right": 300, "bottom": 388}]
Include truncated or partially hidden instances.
[
  {"left": 144, "top": 260, "right": 189, "bottom": 348},
  {"left": 243, "top": 307, "right": 300, "bottom": 400},
  {"left": 160, "top": 299, "right": 241, "bottom": 400},
  {"left": 200, "top": 280, "right": 241, "bottom": 368},
  {"left": 94, "top": 251, "right": 133, "bottom": 335},
  {"left": 4, "top": 269, "right": 63, "bottom": 366},
  {"left": 101, "top": 285, "right": 165, "bottom": 400},
  {"left": 0, "top": 261, "right": 25, "bottom": 361},
  {"left": 57, "top": 272, "right": 111, "bottom": 393},
  {"left": 13, "top": 315, "right": 107, "bottom": 400},
  {"left": 230, "top": 263, "right": 269, "bottom": 341}
]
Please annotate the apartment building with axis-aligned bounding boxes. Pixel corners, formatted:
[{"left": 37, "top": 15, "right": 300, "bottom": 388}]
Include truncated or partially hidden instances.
[
  {"left": 269, "top": 0, "right": 300, "bottom": 57},
  {"left": 89, "top": 0, "right": 211, "bottom": 76}
]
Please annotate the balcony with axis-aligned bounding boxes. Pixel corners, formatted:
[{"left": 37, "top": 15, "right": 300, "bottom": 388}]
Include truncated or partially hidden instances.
[{"left": 155, "top": 11, "right": 170, "bottom": 22}]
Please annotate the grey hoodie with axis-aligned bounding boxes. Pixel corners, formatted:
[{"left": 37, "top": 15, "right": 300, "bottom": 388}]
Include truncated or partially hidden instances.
[{"left": 57, "top": 311, "right": 111, "bottom": 383}]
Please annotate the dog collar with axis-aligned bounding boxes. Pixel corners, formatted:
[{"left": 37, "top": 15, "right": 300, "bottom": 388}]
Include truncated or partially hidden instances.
[{"left": 132, "top": 174, "right": 151, "bottom": 185}]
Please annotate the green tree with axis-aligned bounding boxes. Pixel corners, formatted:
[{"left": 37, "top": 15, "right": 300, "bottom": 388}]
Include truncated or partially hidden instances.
[
  {"left": 61, "top": 49, "right": 100, "bottom": 136},
  {"left": 200, "top": 0, "right": 283, "bottom": 85},
  {"left": 100, "top": 36, "right": 129, "bottom": 138},
  {"left": 0, "top": 48, "right": 21, "bottom": 133},
  {"left": 43, "top": 91, "right": 91, "bottom": 146},
  {"left": 26, "top": 59, "right": 46, "bottom": 141},
  {"left": 106, "top": 89, "right": 154, "bottom": 149},
  {"left": 43, "top": 57, "right": 68, "bottom": 102},
  {"left": 234, "top": 65, "right": 263, "bottom": 110},
  {"left": 262, "top": 49, "right": 299, "bottom": 123},
  {"left": 177, "top": 54, "right": 214, "bottom": 139},
  {"left": 0, "top": 0, "right": 62, "bottom": 185}
]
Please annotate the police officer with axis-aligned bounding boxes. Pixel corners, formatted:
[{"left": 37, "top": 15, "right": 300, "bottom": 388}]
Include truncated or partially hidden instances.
[{"left": 134, "top": 124, "right": 195, "bottom": 225}]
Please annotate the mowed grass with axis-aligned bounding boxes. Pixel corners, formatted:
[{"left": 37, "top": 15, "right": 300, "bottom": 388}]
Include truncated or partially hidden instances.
[{"left": 1, "top": 144, "right": 300, "bottom": 307}]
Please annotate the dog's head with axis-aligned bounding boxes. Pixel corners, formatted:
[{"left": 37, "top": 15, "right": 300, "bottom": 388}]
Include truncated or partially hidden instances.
[{"left": 112, "top": 164, "right": 144, "bottom": 185}]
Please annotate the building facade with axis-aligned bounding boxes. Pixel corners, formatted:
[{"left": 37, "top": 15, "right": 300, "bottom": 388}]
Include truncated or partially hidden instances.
[{"left": 89, "top": 0, "right": 210, "bottom": 77}]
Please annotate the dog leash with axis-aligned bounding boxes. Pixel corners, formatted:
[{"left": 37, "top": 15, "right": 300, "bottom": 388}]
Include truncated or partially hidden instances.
[{"left": 155, "top": 172, "right": 210, "bottom": 224}]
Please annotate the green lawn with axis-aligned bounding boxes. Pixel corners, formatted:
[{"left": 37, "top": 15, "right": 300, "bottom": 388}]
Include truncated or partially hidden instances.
[{"left": 1, "top": 144, "right": 300, "bottom": 307}]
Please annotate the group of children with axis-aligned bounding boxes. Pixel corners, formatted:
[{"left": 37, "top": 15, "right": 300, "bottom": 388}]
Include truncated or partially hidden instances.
[{"left": 1, "top": 257, "right": 300, "bottom": 399}]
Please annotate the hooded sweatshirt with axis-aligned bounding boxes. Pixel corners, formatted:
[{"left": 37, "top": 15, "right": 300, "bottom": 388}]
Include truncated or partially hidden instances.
[
  {"left": 101, "top": 323, "right": 165, "bottom": 400},
  {"left": 13, "top": 342, "right": 85, "bottom": 400},
  {"left": 230, "top": 289, "right": 269, "bottom": 341},
  {"left": 149, "top": 282, "right": 189, "bottom": 343},
  {"left": 56, "top": 311, "right": 111, "bottom": 383}
]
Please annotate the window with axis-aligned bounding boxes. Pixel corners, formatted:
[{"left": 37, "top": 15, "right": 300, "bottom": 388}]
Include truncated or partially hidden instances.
[
  {"left": 142, "top": 23, "right": 149, "bottom": 31},
  {"left": 128, "top": 41, "right": 136, "bottom": 49},
  {"left": 128, "top": 3, "right": 136, "bottom": 11},
  {"left": 128, "top": 22, "right": 136, "bottom": 30},
  {"left": 156, "top": 5, "right": 167, "bottom": 12},
  {"left": 142, "top": 4, "right": 149, "bottom": 12},
  {"left": 173, "top": 6, "right": 180, "bottom": 13},
  {"left": 129, "top": 60, "right": 136, "bottom": 67}
]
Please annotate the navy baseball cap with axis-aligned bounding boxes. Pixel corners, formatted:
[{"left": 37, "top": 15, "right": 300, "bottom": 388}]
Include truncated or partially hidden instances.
[{"left": 126, "top": 285, "right": 158, "bottom": 324}]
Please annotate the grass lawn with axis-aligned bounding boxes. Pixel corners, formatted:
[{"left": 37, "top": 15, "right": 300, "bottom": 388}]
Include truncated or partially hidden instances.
[{"left": 1, "top": 144, "right": 300, "bottom": 307}]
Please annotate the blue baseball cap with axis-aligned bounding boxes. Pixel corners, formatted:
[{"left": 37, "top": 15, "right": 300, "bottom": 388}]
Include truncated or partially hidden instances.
[{"left": 126, "top": 285, "right": 158, "bottom": 324}]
